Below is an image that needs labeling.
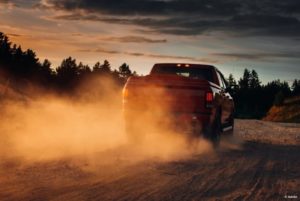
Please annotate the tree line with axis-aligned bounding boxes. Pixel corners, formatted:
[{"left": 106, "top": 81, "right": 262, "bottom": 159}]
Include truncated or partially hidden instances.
[
  {"left": 1, "top": 32, "right": 300, "bottom": 118},
  {"left": 226, "top": 69, "right": 300, "bottom": 118},
  {"left": 0, "top": 32, "right": 135, "bottom": 95}
]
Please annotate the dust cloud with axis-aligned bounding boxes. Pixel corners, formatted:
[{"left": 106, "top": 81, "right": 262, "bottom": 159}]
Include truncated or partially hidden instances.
[{"left": 0, "top": 77, "right": 212, "bottom": 168}]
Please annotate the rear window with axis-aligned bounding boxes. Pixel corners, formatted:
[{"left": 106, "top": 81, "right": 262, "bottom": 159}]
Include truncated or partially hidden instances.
[{"left": 151, "top": 65, "right": 213, "bottom": 82}]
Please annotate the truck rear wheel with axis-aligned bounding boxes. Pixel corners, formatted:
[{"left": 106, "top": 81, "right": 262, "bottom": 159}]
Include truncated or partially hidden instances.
[
  {"left": 204, "top": 112, "right": 221, "bottom": 147},
  {"left": 212, "top": 115, "right": 221, "bottom": 147}
]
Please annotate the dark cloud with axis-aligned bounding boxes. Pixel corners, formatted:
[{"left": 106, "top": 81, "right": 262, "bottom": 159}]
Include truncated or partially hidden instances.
[
  {"left": 78, "top": 48, "right": 218, "bottom": 63},
  {"left": 71, "top": 33, "right": 167, "bottom": 43},
  {"left": 1, "top": 0, "right": 38, "bottom": 7},
  {"left": 44, "top": 0, "right": 300, "bottom": 37},
  {"left": 79, "top": 48, "right": 119, "bottom": 54},
  {"left": 0, "top": 0, "right": 14, "bottom": 6},
  {"left": 43, "top": 0, "right": 240, "bottom": 16},
  {"left": 104, "top": 36, "right": 167, "bottom": 43},
  {"left": 7, "top": 33, "right": 23, "bottom": 37},
  {"left": 54, "top": 12, "right": 300, "bottom": 37},
  {"left": 213, "top": 52, "right": 300, "bottom": 61}
]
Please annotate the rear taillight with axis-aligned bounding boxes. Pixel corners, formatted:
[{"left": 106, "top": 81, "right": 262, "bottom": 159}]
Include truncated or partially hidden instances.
[{"left": 205, "top": 91, "right": 213, "bottom": 108}]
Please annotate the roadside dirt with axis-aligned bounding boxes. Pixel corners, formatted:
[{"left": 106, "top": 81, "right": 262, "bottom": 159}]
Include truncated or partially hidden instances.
[{"left": 0, "top": 119, "right": 299, "bottom": 201}]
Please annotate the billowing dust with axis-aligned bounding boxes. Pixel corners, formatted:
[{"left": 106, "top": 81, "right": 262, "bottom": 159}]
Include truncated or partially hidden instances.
[{"left": 0, "top": 77, "right": 212, "bottom": 168}]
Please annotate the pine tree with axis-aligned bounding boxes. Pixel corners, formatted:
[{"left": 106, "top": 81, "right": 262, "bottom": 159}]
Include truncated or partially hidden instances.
[
  {"left": 56, "top": 57, "right": 79, "bottom": 89},
  {"left": 249, "top": 70, "right": 261, "bottom": 89},
  {"left": 227, "top": 73, "right": 238, "bottom": 97},
  {"left": 93, "top": 60, "right": 111, "bottom": 75},
  {"left": 238, "top": 68, "right": 251, "bottom": 89},
  {"left": 227, "top": 74, "right": 237, "bottom": 89},
  {"left": 0, "top": 32, "right": 12, "bottom": 67},
  {"left": 93, "top": 61, "right": 101, "bottom": 72},
  {"left": 100, "top": 60, "right": 111, "bottom": 74},
  {"left": 119, "top": 63, "right": 132, "bottom": 79},
  {"left": 292, "top": 79, "right": 300, "bottom": 95}
]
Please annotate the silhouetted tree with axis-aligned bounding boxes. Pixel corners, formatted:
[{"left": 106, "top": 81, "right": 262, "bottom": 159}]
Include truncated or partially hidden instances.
[
  {"left": 292, "top": 79, "right": 300, "bottom": 95},
  {"left": 21, "top": 49, "right": 40, "bottom": 77},
  {"left": 132, "top": 71, "right": 138, "bottom": 76},
  {"left": 249, "top": 70, "right": 261, "bottom": 89},
  {"left": 231, "top": 69, "right": 292, "bottom": 118},
  {"left": 259, "top": 79, "right": 291, "bottom": 116},
  {"left": 0, "top": 32, "right": 11, "bottom": 67},
  {"left": 42, "top": 59, "right": 51, "bottom": 69},
  {"left": 56, "top": 57, "right": 79, "bottom": 90},
  {"left": 92, "top": 60, "right": 111, "bottom": 75},
  {"left": 78, "top": 62, "right": 91, "bottom": 75},
  {"left": 264, "top": 80, "right": 290, "bottom": 97},
  {"left": 37, "top": 59, "right": 54, "bottom": 85},
  {"left": 92, "top": 61, "right": 101, "bottom": 73},
  {"left": 119, "top": 63, "right": 132, "bottom": 79},
  {"left": 226, "top": 74, "right": 238, "bottom": 97},
  {"left": 238, "top": 69, "right": 251, "bottom": 89},
  {"left": 101, "top": 60, "right": 111, "bottom": 74}
]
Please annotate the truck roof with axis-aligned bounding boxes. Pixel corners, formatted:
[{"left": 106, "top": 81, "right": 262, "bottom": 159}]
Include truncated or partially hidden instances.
[
  {"left": 151, "top": 63, "right": 217, "bottom": 75},
  {"left": 150, "top": 63, "right": 218, "bottom": 83},
  {"left": 153, "top": 63, "right": 215, "bottom": 68}
]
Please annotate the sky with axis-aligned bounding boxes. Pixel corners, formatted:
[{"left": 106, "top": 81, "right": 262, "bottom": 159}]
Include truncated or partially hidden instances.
[{"left": 0, "top": 0, "right": 300, "bottom": 84}]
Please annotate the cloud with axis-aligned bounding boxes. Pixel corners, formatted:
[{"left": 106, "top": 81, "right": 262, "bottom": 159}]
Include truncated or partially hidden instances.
[
  {"left": 0, "top": 0, "right": 39, "bottom": 8},
  {"left": 78, "top": 48, "right": 218, "bottom": 63},
  {"left": 0, "top": 0, "right": 15, "bottom": 9},
  {"left": 73, "top": 34, "right": 167, "bottom": 43},
  {"left": 38, "top": 0, "right": 300, "bottom": 37},
  {"left": 7, "top": 33, "right": 23, "bottom": 37},
  {"left": 104, "top": 36, "right": 167, "bottom": 43},
  {"left": 79, "top": 48, "right": 119, "bottom": 55},
  {"left": 0, "top": 0, "right": 10, "bottom": 4},
  {"left": 212, "top": 52, "right": 300, "bottom": 61},
  {"left": 54, "top": 12, "right": 300, "bottom": 37},
  {"left": 40, "top": 0, "right": 240, "bottom": 16}
]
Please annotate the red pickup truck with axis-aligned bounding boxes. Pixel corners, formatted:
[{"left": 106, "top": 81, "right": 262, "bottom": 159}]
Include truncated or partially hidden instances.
[{"left": 122, "top": 63, "right": 234, "bottom": 144}]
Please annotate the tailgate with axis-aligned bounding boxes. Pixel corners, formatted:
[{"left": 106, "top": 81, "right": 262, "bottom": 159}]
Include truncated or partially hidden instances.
[{"left": 124, "top": 75, "right": 211, "bottom": 113}]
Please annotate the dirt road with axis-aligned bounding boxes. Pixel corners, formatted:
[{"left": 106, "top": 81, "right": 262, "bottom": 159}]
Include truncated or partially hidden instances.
[{"left": 0, "top": 119, "right": 299, "bottom": 201}]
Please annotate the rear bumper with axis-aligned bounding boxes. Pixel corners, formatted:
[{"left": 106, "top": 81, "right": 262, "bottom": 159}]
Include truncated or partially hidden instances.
[
  {"left": 169, "top": 112, "right": 210, "bottom": 124},
  {"left": 124, "top": 109, "right": 212, "bottom": 135},
  {"left": 169, "top": 112, "right": 211, "bottom": 134}
]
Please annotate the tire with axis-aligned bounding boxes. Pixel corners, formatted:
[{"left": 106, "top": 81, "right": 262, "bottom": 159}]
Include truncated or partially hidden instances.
[
  {"left": 223, "top": 116, "right": 234, "bottom": 136},
  {"left": 205, "top": 111, "right": 221, "bottom": 148}
]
